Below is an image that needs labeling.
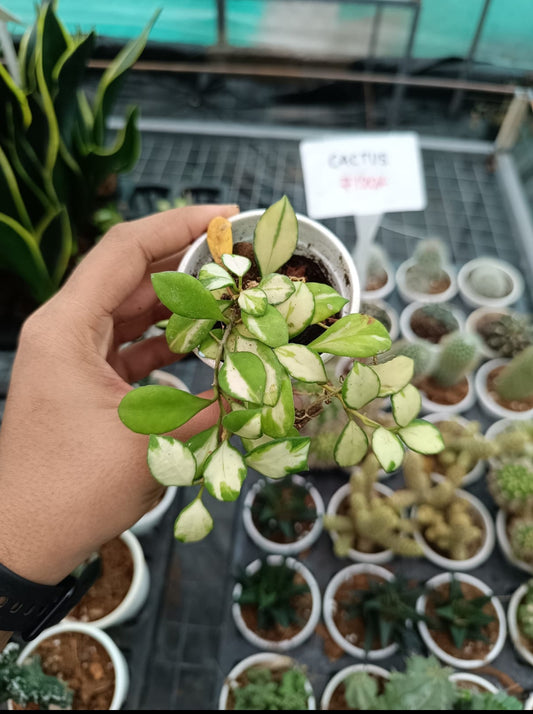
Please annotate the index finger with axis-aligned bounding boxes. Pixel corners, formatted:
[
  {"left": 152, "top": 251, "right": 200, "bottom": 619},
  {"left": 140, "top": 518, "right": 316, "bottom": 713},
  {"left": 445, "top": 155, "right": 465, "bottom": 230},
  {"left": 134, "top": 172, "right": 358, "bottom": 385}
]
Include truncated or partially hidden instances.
[{"left": 62, "top": 204, "right": 240, "bottom": 317}]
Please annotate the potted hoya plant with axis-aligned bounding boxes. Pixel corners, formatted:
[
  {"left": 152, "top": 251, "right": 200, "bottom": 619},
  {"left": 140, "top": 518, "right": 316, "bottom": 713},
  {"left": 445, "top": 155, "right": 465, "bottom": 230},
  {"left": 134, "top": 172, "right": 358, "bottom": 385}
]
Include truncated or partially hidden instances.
[{"left": 117, "top": 196, "right": 445, "bottom": 543}]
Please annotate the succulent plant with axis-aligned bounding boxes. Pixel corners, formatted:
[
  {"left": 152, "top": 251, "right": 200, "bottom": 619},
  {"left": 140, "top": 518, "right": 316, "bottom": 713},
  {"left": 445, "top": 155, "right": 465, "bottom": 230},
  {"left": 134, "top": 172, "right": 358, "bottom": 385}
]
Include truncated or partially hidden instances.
[
  {"left": 517, "top": 579, "right": 533, "bottom": 640},
  {"left": 251, "top": 478, "right": 318, "bottom": 542},
  {"left": 477, "top": 312, "right": 533, "bottom": 358},
  {"left": 509, "top": 519, "right": 533, "bottom": 564},
  {"left": 488, "top": 462, "right": 533, "bottom": 513},
  {"left": 468, "top": 264, "right": 511, "bottom": 299},
  {"left": 405, "top": 239, "right": 450, "bottom": 294},
  {"left": 430, "top": 331, "right": 482, "bottom": 388},
  {"left": 232, "top": 663, "right": 310, "bottom": 710},
  {"left": 493, "top": 345, "right": 533, "bottom": 401},
  {"left": 432, "top": 419, "right": 496, "bottom": 483}
]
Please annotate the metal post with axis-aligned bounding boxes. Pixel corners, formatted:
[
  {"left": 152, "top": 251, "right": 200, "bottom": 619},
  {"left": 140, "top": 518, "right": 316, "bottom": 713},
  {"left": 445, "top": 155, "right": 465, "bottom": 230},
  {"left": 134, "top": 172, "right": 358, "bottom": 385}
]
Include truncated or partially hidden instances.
[
  {"left": 216, "top": 0, "right": 227, "bottom": 49},
  {"left": 388, "top": 0, "right": 421, "bottom": 128}
]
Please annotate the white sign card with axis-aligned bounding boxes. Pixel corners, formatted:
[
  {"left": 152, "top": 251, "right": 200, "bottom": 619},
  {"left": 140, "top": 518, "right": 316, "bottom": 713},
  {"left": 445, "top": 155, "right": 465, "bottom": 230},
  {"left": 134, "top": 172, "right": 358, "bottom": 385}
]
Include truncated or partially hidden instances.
[{"left": 299, "top": 132, "right": 426, "bottom": 219}]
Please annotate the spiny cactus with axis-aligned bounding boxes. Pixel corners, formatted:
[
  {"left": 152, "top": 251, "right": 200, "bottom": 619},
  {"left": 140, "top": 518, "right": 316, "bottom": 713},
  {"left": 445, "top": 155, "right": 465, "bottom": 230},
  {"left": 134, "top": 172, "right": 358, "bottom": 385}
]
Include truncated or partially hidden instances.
[
  {"left": 430, "top": 331, "right": 482, "bottom": 388},
  {"left": 478, "top": 312, "right": 533, "bottom": 358},
  {"left": 493, "top": 345, "right": 533, "bottom": 401},
  {"left": 490, "top": 420, "right": 533, "bottom": 459},
  {"left": 405, "top": 239, "right": 449, "bottom": 293},
  {"left": 417, "top": 499, "right": 483, "bottom": 561},
  {"left": 365, "top": 245, "right": 389, "bottom": 288},
  {"left": 517, "top": 579, "right": 533, "bottom": 640},
  {"left": 433, "top": 419, "right": 496, "bottom": 483},
  {"left": 488, "top": 462, "right": 533, "bottom": 514},
  {"left": 468, "top": 264, "right": 512, "bottom": 299},
  {"left": 509, "top": 518, "right": 533, "bottom": 563},
  {"left": 386, "top": 339, "right": 436, "bottom": 377}
]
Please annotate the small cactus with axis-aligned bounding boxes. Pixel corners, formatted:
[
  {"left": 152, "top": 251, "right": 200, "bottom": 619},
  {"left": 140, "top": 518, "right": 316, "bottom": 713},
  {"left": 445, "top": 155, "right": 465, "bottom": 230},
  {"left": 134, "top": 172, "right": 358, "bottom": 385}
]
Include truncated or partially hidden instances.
[
  {"left": 517, "top": 579, "right": 533, "bottom": 640},
  {"left": 405, "top": 239, "right": 450, "bottom": 294},
  {"left": 386, "top": 339, "right": 436, "bottom": 378},
  {"left": 366, "top": 245, "right": 389, "bottom": 281},
  {"left": 430, "top": 331, "right": 482, "bottom": 388},
  {"left": 411, "top": 304, "right": 460, "bottom": 344},
  {"left": 488, "top": 462, "right": 533, "bottom": 513},
  {"left": 477, "top": 312, "right": 533, "bottom": 358},
  {"left": 509, "top": 518, "right": 533, "bottom": 563},
  {"left": 468, "top": 264, "right": 511, "bottom": 299},
  {"left": 493, "top": 345, "right": 533, "bottom": 401}
]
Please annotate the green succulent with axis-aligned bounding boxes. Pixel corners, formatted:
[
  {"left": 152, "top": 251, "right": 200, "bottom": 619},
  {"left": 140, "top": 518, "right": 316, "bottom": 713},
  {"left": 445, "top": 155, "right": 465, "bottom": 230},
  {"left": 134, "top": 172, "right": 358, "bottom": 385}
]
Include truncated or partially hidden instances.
[
  {"left": 517, "top": 579, "right": 533, "bottom": 640},
  {"left": 493, "top": 345, "right": 533, "bottom": 401},
  {"left": 488, "top": 462, "right": 533, "bottom": 513},
  {"left": 232, "top": 664, "right": 310, "bottom": 710},
  {"left": 478, "top": 312, "right": 533, "bottom": 358},
  {"left": 509, "top": 519, "right": 533, "bottom": 563},
  {"left": 430, "top": 331, "right": 482, "bottom": 388},
  {"left": 250, "top": 478, "right": 318, "bottom": 542}
]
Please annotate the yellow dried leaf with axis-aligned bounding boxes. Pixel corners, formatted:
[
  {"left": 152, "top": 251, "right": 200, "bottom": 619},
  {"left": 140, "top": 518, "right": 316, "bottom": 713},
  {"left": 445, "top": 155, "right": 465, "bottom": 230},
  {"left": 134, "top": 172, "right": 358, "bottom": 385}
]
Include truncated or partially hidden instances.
[{"left": 207, "top": 216, "right": 233, "bottom": 264}]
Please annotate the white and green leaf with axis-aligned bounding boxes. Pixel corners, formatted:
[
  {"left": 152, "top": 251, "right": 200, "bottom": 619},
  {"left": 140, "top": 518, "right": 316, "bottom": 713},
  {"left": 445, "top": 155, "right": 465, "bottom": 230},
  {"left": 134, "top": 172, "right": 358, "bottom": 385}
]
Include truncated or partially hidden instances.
[
  {"left": 203, "top": 441, "right": 247, "bottom": 501},
  {"left": 198, "top": 262, "right": 236, "bottom": 291},
  {"left": 253, "top": 195, "right": 298, "bottom": 276},
  {"left": 334, "top": 420, "right": 369, "bottom": 468},
  {"left": 232, "top": 333, "right": 284, "bottom": 406},
  {"left": 274, "top": 343, "right": 327, "bottom": 383},
  {"left": 238, "top": 287, "right": 268, "bottom": 316},
  {"left": 308, "top": 313, "right": 391, "bottom": 357},
  {"left": 219, "top": 351, "right": 266, "bottom": 404},
  {"left": 198, "top": 328, "right": 224, "bottom": 360},
  {"left": 245, "top": 437, "right": 311, "bottom": 479},
  {"left": 307, "top": 282, "right": 348, "bottom": 324},
  {"left": 342, "top": 361, "right": 381, "bottom": 409},
  {"left": 147, "top": 434, "right": 196, "bottom": 486},
  {"left": 186, "top": 425, "right": 219, "bottom": 475},
  {"left": 174, "top": 497, "right": 213, "bottom": 542},
  {"left": 151, "top": 271, "right": 224, "bottom": 321},
  {"left": 398, "top": 419, "right": 445, "bottom": 455},
  {"left": 223, "top": 407, "right": 263, "bottom": 438},
  {"left": 241, "top": 304, "right": 289, "bottom": 348},
  {"left": 222, "top": 253, "right": 251, "bottom": 277},
  {"left": 391, "top": 384, "right": 422, "bottom": 427},
  {"left": 261, "top": 376, "right": 295, "bottom": 438},
  {"left": 165, "top": 313, "right": 215, "bottom": 354},
  {"left": 275, "top": 281, "right": 315, "bottom": 337},
  {"left": 259, "top": 273, "right": 295, "bottom": 305},
  {"left": 372, "top": 427, "right": 404, "bottom": 473},
  {"left": 370, "top": 356, "right": 414, "bottom": 397}
]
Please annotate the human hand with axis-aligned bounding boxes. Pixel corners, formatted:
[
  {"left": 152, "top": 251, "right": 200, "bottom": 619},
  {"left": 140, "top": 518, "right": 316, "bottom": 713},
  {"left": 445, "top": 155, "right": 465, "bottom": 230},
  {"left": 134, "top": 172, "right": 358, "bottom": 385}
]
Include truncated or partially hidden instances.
[{"left": 0, "top": 204, "right": 239, "bottom": 586}]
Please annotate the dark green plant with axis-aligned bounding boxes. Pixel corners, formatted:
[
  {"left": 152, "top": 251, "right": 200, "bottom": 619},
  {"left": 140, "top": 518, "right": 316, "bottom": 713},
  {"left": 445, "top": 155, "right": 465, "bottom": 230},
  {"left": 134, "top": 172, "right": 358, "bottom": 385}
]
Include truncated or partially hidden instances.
[
  {"left": 232, "top": 664, "right": 310, "bottom": 710},
  {"left": 517, "top": 578, "right": 533, "bottom": 640},
  {"left": 251, "top": 478, "right": 317, "bottom": 541},
  {"left": 477, "top": 312, "right": 533, "bottom": 358},
  {"left": 0, "top": 642, "right": 73, "bottom": 709},
  {"left": 235, "top": 558, "right": 310, "bottom": 631},
  {"left": 453, "top": 688, "right": 523, "bottom": 710},
  {"left": 338, "top": 575, "right": 428, "bottom": 652},
  {"left": 430, "top": 576, "right": 496, "bottom": 649}
]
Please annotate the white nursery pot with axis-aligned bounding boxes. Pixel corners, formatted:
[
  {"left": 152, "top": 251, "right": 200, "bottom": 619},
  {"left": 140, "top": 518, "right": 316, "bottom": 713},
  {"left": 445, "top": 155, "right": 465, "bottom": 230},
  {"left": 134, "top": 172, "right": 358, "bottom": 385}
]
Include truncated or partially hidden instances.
[
  {"left": 420, "top": 373, "right": 476, "bottom": 416},
  {"left": 507, "top": 583, "right": 533, "bottom": 667},
  {"left": 361, "top": 263, "right": 395, "bottom": 301},
  {"left": 232, "top": 554, "right": 321, "bottom": 652},
  {"left": 323, "top": 562, "right": 397, "bottom": 660},
  {"left": 495, "top": 509, "right": 533, "bottom": 576},
  {"left": 178, "top": 209, "right": 360, "bottom": 368},
  {"left": 11, "top": 621, "right": 129, "bottom": 710},
  {"left": 416, "top": 571, "right": 507, "bottom": 670},
  {"left": 449, "top": 672, "right": 499, "bottom": 694},
  {"left": 396, "top": 257, "right": 458, "bottom": 304},
  {"left": 422, "top": 412, "right": 485, "bottom": 486},
  {"left": 326, "top": 482, "right": 395, "bottom": 564},
  {"left": 399, "top": 301, "right": 464, "bottom": 345},
  {"left": 457, "top": 257, "right": 524, "bottom": 309},
  {"left": 320, "top": 663, "right": 390, "bottom": 710},
  {"left": 218, "top": 651, "right": 316, "bottom": 710},
  {"left": 65, "top": 530, "right": 150, "bottom": 630},
  {"left": 475, "top": 358, "right": 533, "bottom": 421},
  {"left": 361, "top": 297, "right": 399, "bottom": 341},
  {"left": 464, "top": 306, "right": 512, "bottom": 360}
]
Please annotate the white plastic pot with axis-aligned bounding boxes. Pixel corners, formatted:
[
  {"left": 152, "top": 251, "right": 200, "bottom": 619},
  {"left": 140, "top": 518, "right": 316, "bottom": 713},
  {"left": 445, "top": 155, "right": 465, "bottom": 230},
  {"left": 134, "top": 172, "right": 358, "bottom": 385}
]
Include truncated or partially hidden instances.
[
  {"left": 10, "top": 621, "right": 129, "bottom": 710},
  {"left": 416, "top": 571, "right": 507, "bottom": 670},
  {"left": 396, "top": 257, "right": 458, "bottom": 304},
  {"left": 399, "top": 301, "right": 464, "bottom": 345},
  {"left": 218, "top": 651, "right": 316, "bottom": 710},
  {"left": 242, "top": 474, "right": 324, "bottom": 555},
  {"left": 495, "top": 509, "right": 533, "bottom": 576},
  {"left": 420, "top": 373, "right": 476, "bottom": 416},
  {"left": 360, "top": 297, "right": 399, "bottom": 341},
  {"left": 412, "top": 486, "right": 494, "bottom": 571},
  {"left": 326, "top": 481, "right": 395, "bottom": 564},
  {"left": 422, "top": 412, "right": 485, "bottom": 486},
  {"left": 323, "top": 563, "right": 397, "bottom": 660},
  {"left": 361, "top": 262, "right": 395, "bottom": 301},
  {"left": 320, "top": 663, "right": 390, "bottom": 710},
  {"left": 507, "top": 583, "right": 533, "bottom": 667},
  {"left": 179, "top": 208, "right": 360, "bottom": 368},
  {"left": 475, "top": 358, "right": 533, "bottom": 421},
  {"left": 64, "top": 530, "right": 150, "bottom": 630},
  {"left": 464, "top": 306, "right": 512, "bottom": 360},
  {"left": 449, "top": 672, "right": 499, "bottom": 694},
  {"left": 232, "top": 554, "right": 321, "bottom": 652},
  {"left": 457, "top": 257, "right": 524, "bottom": 310}
]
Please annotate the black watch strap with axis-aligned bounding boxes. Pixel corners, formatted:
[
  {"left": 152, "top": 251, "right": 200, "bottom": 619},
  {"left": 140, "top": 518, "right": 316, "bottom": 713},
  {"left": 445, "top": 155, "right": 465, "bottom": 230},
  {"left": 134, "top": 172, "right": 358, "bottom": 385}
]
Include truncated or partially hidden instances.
[{"left": 0, "top": 554, "right": 101, "bottom": 641}]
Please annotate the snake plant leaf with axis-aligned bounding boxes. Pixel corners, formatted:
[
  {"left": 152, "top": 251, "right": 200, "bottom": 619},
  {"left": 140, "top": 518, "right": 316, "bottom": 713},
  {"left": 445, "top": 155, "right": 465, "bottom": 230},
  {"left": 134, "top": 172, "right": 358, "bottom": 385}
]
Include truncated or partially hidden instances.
[
  {"left": 223, "top": 407, "right": 263, "bottom": 439},
  {"left": 165, "top": 313, "right": 215, "bottom": 354},
  {"left": 232, "top": 333, "right": 285, "bottom": 406},
  {"left": 306, "top": 282, "right": 348, "bottom": 324},
  {"left": 398, "top": 420, "right": 445, "bottom": 455},
  {"left": 308, "top": 314, "right": 391, "bottom": 357},
  {"left": 198, "top": 262, "right": 236, "bottom": 291},
  {"left": 253, "top": 195, "right": 298, "bottom": 276},
  {"left": 222, "top": 253, "right": 251, "bottom": 277},
  {"left": 372, "top": 427, "right": 405, "bottom": 473},
  {"left": 203, "top": 441, "right": 247, "bottom": 501},
  {"left": 198, "top": 328, "right": 224, "bottom": 360},
  {"left": 238, "top": 287, "right": 268, "bottom": 316},
  {"left": 275, "top": 281, "right": 315, "bottom": 337},
  {"left": 342, "top": 361, "right": 381, "bottom": 409},
  {"left": 241, "top": 304, "right": 289, "bottom": 347},
  {"left": 38, "top": 206, "right": 72, "bottom": 286},
  {"left": 54, "top": 32, "right": 95, "bottom": 145},
  {"left": 186, "top": 425, "right": 219, "bottom": 475},
  {"left": 219, "top": 352, "right": 267, "bottom": 404},
  {"left": 174, "top": 497, "right": 213, "bottom": 543},
  {"left": 152, "top": 272, "right": 225, "bottom": 321},
  {"left": 245, "top": 437, "right": 311, "bottom": 479},
  {"left": 0, "top": 64, "right": 31, "bottom": 134},
  {"left": 147, "top": 435, "right": 196, "bottom": 486},
  {"left": 118, "top": 385, "right": 213, "bottom": 434},
  {"left": 261, "top": 375, "right": 295, "bottom": 438},
  {"left": 334, "top": 420, "right": 369, "bottom": 468},
  {"left": 0, "top": 145, "right": 32, "bottom": 230},
  {"left": 274, "top": 344, "right": 327, "bottom": 383},
  {"left": 391, "top": 384, "right": 422, "bottom": 427},
  {"left": 258, "top": 273, "right": 295, "bottom": 305},
  {"left": 370, "top": 356, "right": 414, "bottom": 397},
  {"left": 38, "top": 1, "right": 70, "bottom": 88}
]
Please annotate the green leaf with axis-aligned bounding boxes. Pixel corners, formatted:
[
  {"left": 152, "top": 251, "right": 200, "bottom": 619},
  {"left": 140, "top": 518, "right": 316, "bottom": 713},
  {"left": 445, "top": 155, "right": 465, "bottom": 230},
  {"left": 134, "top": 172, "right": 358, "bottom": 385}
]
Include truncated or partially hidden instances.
[
  {"left": 198, "top": 262, "right": 236, "bottom": 291},
  {"left": 152, "top": 272, "right": 224, "bottom": 321},
  {"left": 118, "top": 385, "right": 212, "bottom": 434},
  {"left": 221, "top": 253, "right": 251, "bottom": 277},
  {"left": 203, "top": 441, "right": 247, "bottom": 501},
  {"left": 245, "top": 437, "right": 311, "bottom": 478},
  {"left": 370, "top": 356, "right": 414, "bottom": 397},
  {"left": 344, "top": 672, "right": 380, "bottom": 710},
  {"left": 147, "top": 435, "right": 196, "bottom": 486},
  {"left": 199, "top": 328, "right": 224, "bottom": 360},
  {"left": 186, "top": 426, "right": 219, "bottom": 475},
  {"left": 391, "top": 384, "right": 422, "bottom": 427},
  {"left": 223, "top": 407, "right": 263, "bottom": 438},
  {"left": 241, "top": 304, "right": 289, "bottom": 347},
  {"left": 274, "top": 344, "right": 327, "bottom": 383},
  {"left": 342, "top": 361, "right": 381, "bottom": 409},
  {"left": 398, "top": 420, "right": 445, "bottom": 455},
  {"left": 308, "top": 313, "right": 392, "bottom": 357},
  {"left": 261, "top": 376, "right": 295, "bottom": 438},
  {"left": 334, "top": 420, "right": 369, "bottom": 468},
  {"left": 174, "top": 497, "right": 213, "bottom": 542},
  {"left": 241, "top": 427, "right": 300, "bottom": 454},
  {"left": 238, "top": 287, "right": 268, "bottom": 316},
  {"left": 372, "top": 427, "right": 404, "bottom": 472},
  {"left": 165, "top": 313, "right": 215, "bottom": 354},
  {"left": 275, "top": 281, "right": 315, "bottom": 337},
  {"left": 219, "top": 351, "right": 267, "bottom": 404},
  {"left": 232, "top": 334, "right": 285, "bottom": 406},
  {"left": 307, "top": 282, "right": 348, "bottom": 323},
  {"left": 258, "top": 273, "right": 295, "bottom": 305},
  {"left": 253, "top": 195, "right": 298, "bottom": 276}
]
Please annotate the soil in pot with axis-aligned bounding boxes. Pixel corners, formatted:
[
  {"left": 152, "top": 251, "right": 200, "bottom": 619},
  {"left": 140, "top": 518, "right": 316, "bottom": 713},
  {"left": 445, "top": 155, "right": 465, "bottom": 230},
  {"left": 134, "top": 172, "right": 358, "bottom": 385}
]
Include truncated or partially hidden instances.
[
  {"left": 326, "top": 671, "right": 388, "bottom": 710},
  {"left": 409, "top": 308, "right": 456, "bottom": 344},
  {"left": 425, "top": 581, "right": 500, "bottom": 661},
  {"left": 405, "top": 265, "right": 451, "bottom": 296},
  {"left": 330, "top": 572, "right": 387, "bottom": 653},
  {"left": 14, "top": 632, "right": 116, "bottom": 710},
  {"left": 416, "top": 375, "right": 469, "bottom": 405},
  {"left": 486, "top": 365, "right": 533, "bottom": 413},
  {"left": 251, "top": 480, "right": 318, "bottom": 546},
  {"left": 68, "top": 537, "right": 133, "bottom": 622},
  {"left": 365, "top": 271, "right": 388, "bottom": 293}
]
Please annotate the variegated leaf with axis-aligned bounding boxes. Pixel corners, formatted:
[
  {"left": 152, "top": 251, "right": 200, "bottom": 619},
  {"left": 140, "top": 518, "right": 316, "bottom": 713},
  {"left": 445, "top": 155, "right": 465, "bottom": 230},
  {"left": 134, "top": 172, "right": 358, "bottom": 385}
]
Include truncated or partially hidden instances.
[
  {"left": 198, "top": 262, "right": 236, "bottom": 291},
  {"left": 174, "top": 497, "right": 213, "bottom": 542},
  {"left": 232, "top": 333, "right": 284, "bottom": 406},
  {"left": 147, "top": 435, "right": 196, "bottom": 486},
  {"left": 372, "top": 427, "right": 404, "bottom": 473},
  {"left": 203, "top": 441, "right": 247, "bottom": 501},
  {"left": 223, "top": 407, "right": 263, "bottom": 438},
  {"left": 240, "top": 426, "right": 300, "bottom": 454},
  {"left": 219, "top": 351, "right": 266, "bottom": 404},
  {"left": 198, "top": 328, "right": 224, "bottom": 360},
  {"left": 245, "top": 437, "right": 311, "bottom": 479},
  {"left": 165, "top": 313, "right": 215, "bottom": 354},
  {"left": 274, "top": 344, "right": 327, "bottom": 383},
  {"left": 391, "top": 384, "right": 422, "bottom": 427},
  {"left": 342, "top": 361, "right": 381, "bottom": 409},
  {"left": 241, "top": 304, "right": 289, "bottom": 348},
  {"left": 222, "top": 253, "right": 251, "bottom": 277},
  {"left": 261, "top": 376, "right": 295, "bottom": 438},
  {"left": 307, "top": 282, "right": 348, "bottom": 323},
  {"left": 238, "top": 287, "right": 268, "bottom": 316},
  {"left": 370, "top": 356, "right": 414, "bottom": 397},
  {"left": 308, "top": 313, "right": 391, "bottom": 357},
  {"left": 275, "top": 281, "right": 315, "bottom": 337},
  {"left": 253, "top": 195, "right": 298, "bottom": 276},
  {"left": 259, "top": 273, "right": 295, "bottom": 305},
  {"left": 186, "top": 425, "right": 219, "bottom": 475},
  {"left": 398, "top": 419, "right": 445, "bottom": 454},
  {"left": 334, "top": 420, "right": 369, "bottom": 468}
]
